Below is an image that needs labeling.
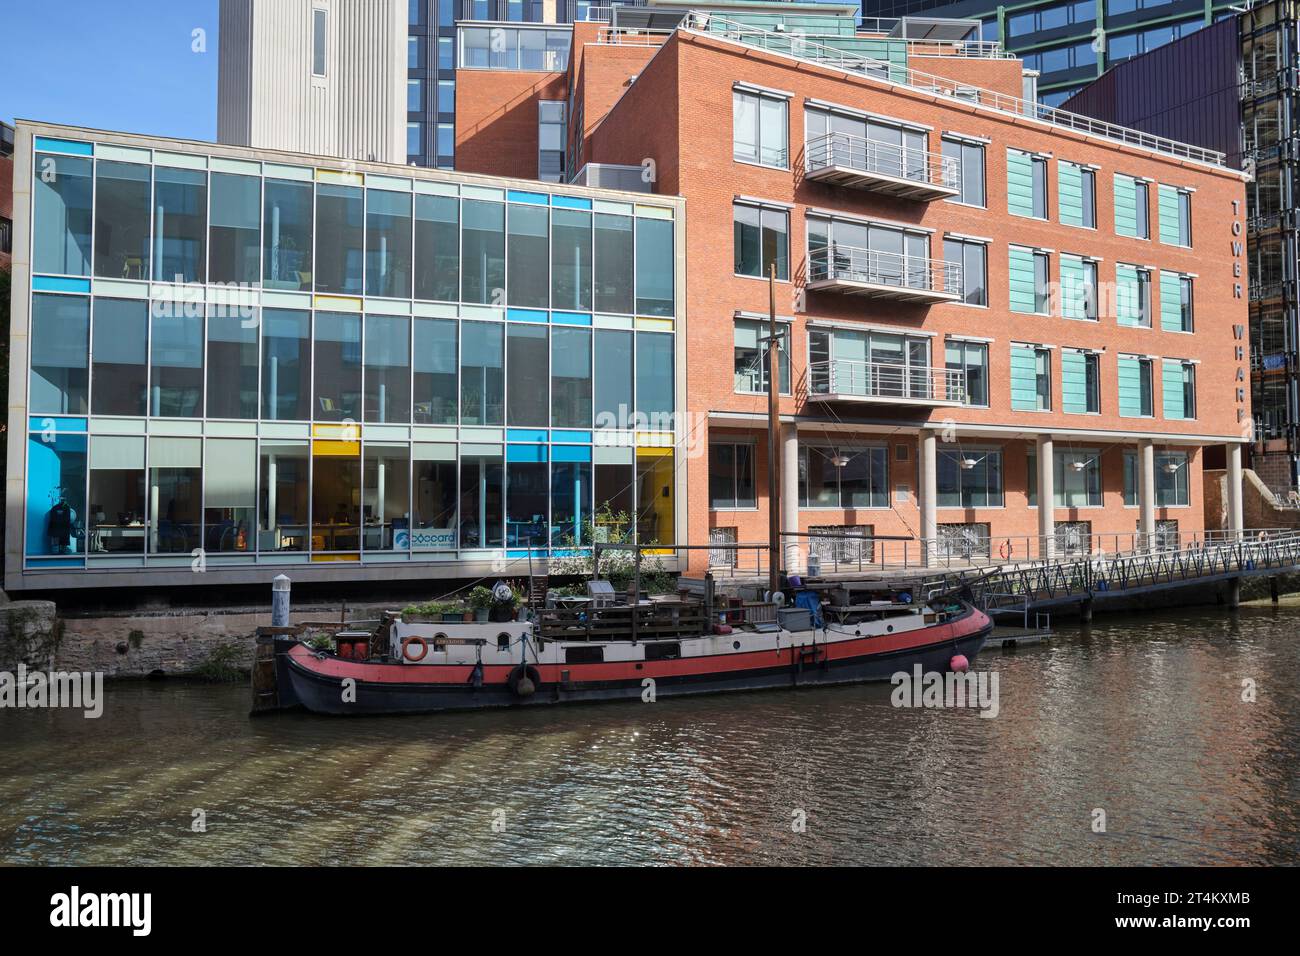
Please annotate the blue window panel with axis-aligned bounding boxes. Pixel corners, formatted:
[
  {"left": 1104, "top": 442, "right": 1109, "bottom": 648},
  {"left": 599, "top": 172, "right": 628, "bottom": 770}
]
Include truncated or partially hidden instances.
[
  {"left": 26, "top": 432, "right": 87, "bottom": 557},
  {"left": 1009, "top": 346, "right": 1038, "bottom": 410},
  {"left": 552, "top": 311, "right": 592, "bottom": 326},
  {"left": 35, "top": 137, "right": 93, "bottom": 156},
  {"left": 506, "top": 548, "right": 548, "bottom": 558},
  {"left": 506, "top": 308, "right": 547, "bottom": 323},
  {"left": 551, "top": 196, "right": 592, "bottom": 210},
  {"left": 551, "top": 429, "right": 592, "bottom": 443},
  {"left": 507, "top": 428, "right": 548, "bottom": 443},
  {"left": 28, "top": 416, "right": 88, "bottom": 433},
  {"left": 506, "top": 443, "right": 548, "bottom": 462},
  {"left": 550, "top": 548, "right": 591, "bottom": 558},
  {"left": 32, "top": 275, "right": 92, "bottom": 294},
  {"left": 25, "top": 557, "right": 87, "bottom": 569},
  {"left": 508, "top": 190, "right": 548, "bottom": 205},
  {"left": 552, "top": 444, "right": 592, "bottom": 462}
]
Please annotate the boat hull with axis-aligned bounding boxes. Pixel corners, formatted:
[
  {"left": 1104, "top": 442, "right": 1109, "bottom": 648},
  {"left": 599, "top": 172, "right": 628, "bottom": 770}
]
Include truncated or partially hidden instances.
[{"left": 282, "top": 605, "right": 992, "bottom": 716}]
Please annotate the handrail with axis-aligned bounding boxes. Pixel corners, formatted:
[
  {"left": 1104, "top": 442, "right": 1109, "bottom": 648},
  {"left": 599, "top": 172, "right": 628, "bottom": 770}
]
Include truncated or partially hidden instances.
[
  {"left": 809, "top": 359, "right": 965, "bottom": 403},
  {"left": 805, "top": 130, "right": 959, "bottom": 189},
  {"left": 682, "top": 13, "right": 1228, "bottom": 168},
  {"left": 808, "top": 243, "right": 962, "bottom": 294}
]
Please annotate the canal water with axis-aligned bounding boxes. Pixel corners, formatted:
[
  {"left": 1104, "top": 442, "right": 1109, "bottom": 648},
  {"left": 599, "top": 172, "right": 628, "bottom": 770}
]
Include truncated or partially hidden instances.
[{"left": 2, "top": 604, "right": 1298, "bottom": 866}]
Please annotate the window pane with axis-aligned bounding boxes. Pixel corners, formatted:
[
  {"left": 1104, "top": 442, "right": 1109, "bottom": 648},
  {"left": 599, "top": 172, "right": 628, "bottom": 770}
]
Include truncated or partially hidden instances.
[
  {"left": 414, "top": 194, "right": 459, "bottom": 301},
  {"left": 459, "top": 454, "right": 504, "bottom": 547},
  {"left": 551, "top": 461, "right": 592, "bottom": 546},
  {"left": 203, "top": 437, "right": 256, "bottom": 554},
  {"left": 312, "top": 8, "right": 327, "bottom": 75},
  {"left": 312, "top": 453, "right": 360, "bottom": 552},
  {"left": 263, "top": 179, "right": 314, "bottom": 291},
  {"left": 30, "top": 293, "right": 89, "bottom": 415},
  {"left": 413, "top": 317, "right": 457, "bottom": 424},
  {"left": 759, "top": 95, "right": 788, "bottom": 167},
  {"left": 507, "top": 324, "right": 549, "bottom": 426},
  {"left": 94, "top": 161, "right": 151, "bottom": 280},
  {"left": 315, "top": 184, "right": 364, "bottom": 295},
  {"left": 733, "top": 91, "right": 758, "bottom": 163},
  {"left": 364, "top": 314, "right": 411, "bottom": 423},
  {"left": 636, "top": 451, "right": 674, "bottom": 545},
  {"left": 552, "top": 208, "right": 592, "bottom": 310},
  {"left": 149, "top": 460, "right": 201, "bottom": 555},
  {"left": 206, "top": 309, "right": 259, "bottom": 419},
  {"left": 313, "top": 312, "right": 362, "bottom": 422},
  {"left": 149, "top": 308, "right": 204, "bottom": 417},
  {"left": 594, "top": 329, "right": 632, "bottom": 428},
  {"left": 33, "top": 153, "right": 93, "bottom": 276},
  {"left": 261, "top": 309, "right": 311, "bottom": 420},
  {"left": 413, "top": 457, "right": 457, "bottom": 550},
  {"left": 259, "top": 440, "right": 309, "bottom": 550},
  {"left": 363, "top": 444, "right": 410, "bottom": 551},
  {"left": 153, "top": 167, "right": 207, "bottom": 284},
  {"left": 507, "top": 461, "right": 548, "bottom": 546},
  {"left": 636, "top": 331, "right": 673, "bottom": 422},
  {"left": 595, "top": 463, "right": 635, "bottom": 523},
  {"left": 209, "top": 172, "right": 261, "bottom": 285},
  {"left": 92, "top": 298, "right": 148, "bottom": 416},
  {"left": 594, "top": 213, "right": 633, "bottom": 313},
  {"left": 89, "top": 464, "right": 146, "bottom": 554},
  {"left": 27, "top": 433, "right": 87, "bottom": 556},
  {"left": 552, "top": 327, "right": 592, "bottom": 427},
  {"left": 635, "top": 217, "right": 674, "bottom": 316},
  {"left": 365, "top": 190, "right": 412, "bottom": 299},
  {"left": 461, "top": 199, "right": 505, "bottom": 304},
  {"left": 507, "top": 203, "right": 549, "bottom": 308},
  {"left": 460, "top": 320, "right": 504, "bottom": 425}
]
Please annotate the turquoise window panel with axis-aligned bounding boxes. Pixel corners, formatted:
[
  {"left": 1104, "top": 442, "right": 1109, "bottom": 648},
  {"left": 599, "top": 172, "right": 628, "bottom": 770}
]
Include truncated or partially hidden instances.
[
  {"left": 34, "top": 136, "right": 93, "bottom": 156},
  {"left": 506, "top": 308, "right": 547, "bottom": 323},
  {"left": 1009, "top": 345, "right": 1039, "bottom": 410},
  {"left": 1114, "top": 175, "right": 1138, "bottom": 237},
  {"left": 32, "top": 275, "right": 92, "bottom": 294},
  {"left": 551, "top": 196, "right": 592, "bottom": 210},
  {"left": 1008, "top": 246, "right": 1037, "bottom": 314},
  {"left": 1006, "top": 150, "right": 1035, "bottom": 218},
  {"left": 1116, "top": 265, "right": 1142, "bottom": 326},
  {"left": 28, "top": 416, "right": 88, "bottom": 432},
  {"left": 1118, "top": 357, "right": 1146, "bottom": 417},
  {"left": 551, "top": 430, "right": 592, "bottom": 443},
  {"left": 1159, "top": 272, "right": 1184, "bottom": 332},
  {"left": 506, "top": 428, "right": 548, "bottom": 443},
  {"left": 508, "top": 190, "right": 548, "bottom": 205},
  {"left": 1157, "top": 184, "right": 1182, "bottom": 245},
  {"left": 1059, "top": 256, "right": 1087, "bottom": 320},
  {"left": 25, "top": 557, "right": 86, "bottom": 569},
  {"left": 551, "top": 444, "right": 592, "bottom": 463},
  {"left": 1061, "top": 350, "right": 1089, "bottom": 414},
  {"left": 1058, "top": 162, "right": 1084, "bottom": 227},
  {"left": 26, "top": 432, "right": 87, "bottom": 557},
  {"left": 506, "top": 443, "right": 547, "bottom": 462},
  {"left": 552, "top": 311, "right": 592, "bottom": 326},
  {"left": 1162, "top": 359, "right": 1189, "bottom": 420}
]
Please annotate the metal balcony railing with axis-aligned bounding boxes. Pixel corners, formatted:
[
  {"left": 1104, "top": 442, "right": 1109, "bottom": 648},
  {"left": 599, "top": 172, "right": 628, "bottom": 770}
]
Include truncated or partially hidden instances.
[
  {"left": 809, "top": 359, "right": 966, "bottom": 404},
  {"left": 808, "top": 244, "right": 962, "bottom": 298},
  {"left": 682, "top": 13, "right": 1227, "bottom": 168},
  {"left": 805, "top": 131, "right": 959, "bottom": 194}
]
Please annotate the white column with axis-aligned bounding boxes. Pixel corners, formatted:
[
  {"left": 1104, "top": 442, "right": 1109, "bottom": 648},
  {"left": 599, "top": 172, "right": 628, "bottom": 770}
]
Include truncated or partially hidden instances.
[
  {"left": 1139, "top": 438, "right": 1156, "bottom": 551},
  {"left": 1226, "top": 442, "right": 1244, "bottom": 541},
  {"left": 919, "top": 428, "right": 937, "bottom": 568},
  {"left": 1036, "top": 434, "right": 1054, "bottom": 562},
  {"left": 780, "top": 423, "right": 801, "bottom": 573}
]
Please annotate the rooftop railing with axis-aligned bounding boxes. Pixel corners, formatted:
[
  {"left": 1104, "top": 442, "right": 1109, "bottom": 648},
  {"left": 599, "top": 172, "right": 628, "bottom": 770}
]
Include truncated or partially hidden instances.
[
  {"left": 805, "top": 130, "right": 959, "bottom": 191},
  {"left": 683, "top": 12, "right": 1227, "bottom": 167},
  {"left": 808, "top": 244, "right": 962, "bottom": 298}
]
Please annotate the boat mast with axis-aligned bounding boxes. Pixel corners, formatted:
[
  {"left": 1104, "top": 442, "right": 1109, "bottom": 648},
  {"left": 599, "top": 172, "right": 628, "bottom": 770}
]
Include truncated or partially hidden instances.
[{"left": 767, "top": 262, "right": 780, "bottom": 597}]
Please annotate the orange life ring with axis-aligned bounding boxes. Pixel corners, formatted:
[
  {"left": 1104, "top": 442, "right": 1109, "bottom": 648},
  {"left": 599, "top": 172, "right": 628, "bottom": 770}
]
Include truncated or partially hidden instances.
[
  {"left": 402, "top": 636, "right": 429, "bottom": 663},
  {"left": 999, "top": 539, "right": 1013, "bottom": 560}
]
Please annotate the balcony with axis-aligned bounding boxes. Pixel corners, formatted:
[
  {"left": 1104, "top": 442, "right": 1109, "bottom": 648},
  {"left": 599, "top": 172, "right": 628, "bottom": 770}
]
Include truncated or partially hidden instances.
[
  {"left": 808, "top": 360, "right": 966, "bottom": 407},
  {"left": 807, "top": 245, "right": 962, "bottom": 304},
  {"left": 804, "top": 131, "right": 959, "bottom": 200}
]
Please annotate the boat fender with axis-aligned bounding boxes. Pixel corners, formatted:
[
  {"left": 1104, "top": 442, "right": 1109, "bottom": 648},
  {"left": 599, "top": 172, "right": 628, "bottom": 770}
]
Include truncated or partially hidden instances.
[
  {"left": 508, "top": 663, "right": 541, "bottom": 698},
  {"left": 402, "top": 636, "right": 429, "bottom": 663},
  {"left": 949, "top": 654, "right": 969, "bottom": 673}
]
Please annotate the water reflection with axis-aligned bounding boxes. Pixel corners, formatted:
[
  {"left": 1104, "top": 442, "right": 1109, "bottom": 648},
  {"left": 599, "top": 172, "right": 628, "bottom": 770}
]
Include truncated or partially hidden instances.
[{"left": 2, "top": 605, "right": 1298, "bottom": 865}]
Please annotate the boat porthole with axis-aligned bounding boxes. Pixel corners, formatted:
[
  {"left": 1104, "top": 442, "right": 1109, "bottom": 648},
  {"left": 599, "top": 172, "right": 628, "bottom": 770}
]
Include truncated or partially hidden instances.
[
  {"left": 886, "top": 625, "right": 894, "bottom": 633},
  {"left": 733, "top": 640, "right": 741, "bottom": 650},
  {"left": 497, "top": 633, "right": 512, "bottom": 649}
]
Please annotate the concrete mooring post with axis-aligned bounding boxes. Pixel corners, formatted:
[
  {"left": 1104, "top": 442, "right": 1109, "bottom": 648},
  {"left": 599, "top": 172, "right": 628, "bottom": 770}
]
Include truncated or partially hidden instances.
[
  {"left": 272, "top": 574, "right": 292, "bottom": 627},
  {"left": 1227, "top": 577, "right": 1241, "bottom": 610},
  {"left": 1270, "top": 577, "right": 1280, "bottom": 605}
]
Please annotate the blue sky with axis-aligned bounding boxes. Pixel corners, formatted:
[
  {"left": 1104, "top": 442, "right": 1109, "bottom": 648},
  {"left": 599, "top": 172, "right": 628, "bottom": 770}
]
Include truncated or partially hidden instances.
[{"left": 0, "top": 0, "right": 219, "bottom": 141}]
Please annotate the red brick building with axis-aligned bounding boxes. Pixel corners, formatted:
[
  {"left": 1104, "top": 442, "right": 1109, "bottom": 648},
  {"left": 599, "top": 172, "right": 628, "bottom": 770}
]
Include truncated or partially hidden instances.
[{"left": 456, "top": 11, "right": 1249, "bottom": 570}]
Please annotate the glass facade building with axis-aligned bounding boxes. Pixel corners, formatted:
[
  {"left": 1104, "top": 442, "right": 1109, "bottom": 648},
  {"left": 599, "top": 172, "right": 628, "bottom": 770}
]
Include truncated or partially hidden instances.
[{"left": 10, "top": 126, "right": 683, "bottom": 588}]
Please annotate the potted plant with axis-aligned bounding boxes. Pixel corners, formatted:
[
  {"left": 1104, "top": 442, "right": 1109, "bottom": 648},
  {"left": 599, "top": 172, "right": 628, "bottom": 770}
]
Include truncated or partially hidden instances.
[
  {"left": 489, "top": 582, "right": 519, "bottom": 622},
  {"left": 467, "top": 586, "right": 493, "bottom": 622}
]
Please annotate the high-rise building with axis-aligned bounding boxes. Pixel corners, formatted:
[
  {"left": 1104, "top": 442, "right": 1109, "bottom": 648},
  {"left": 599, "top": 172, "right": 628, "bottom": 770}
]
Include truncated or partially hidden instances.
[
  {"left": 218, "top": 0, "right": 408, "bottom": 164},
  {"left": 1062, "top": 0, "right": 1300, "bottom": 492},
  {"left": 866, "top": 0, "right": 1244, "bottom": 107}
]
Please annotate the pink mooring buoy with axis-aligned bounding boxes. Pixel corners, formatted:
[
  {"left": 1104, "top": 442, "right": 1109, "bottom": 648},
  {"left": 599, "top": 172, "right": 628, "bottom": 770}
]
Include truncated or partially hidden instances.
[{"left": 949, "top": 654, "right": 970, "bottom": 673}]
